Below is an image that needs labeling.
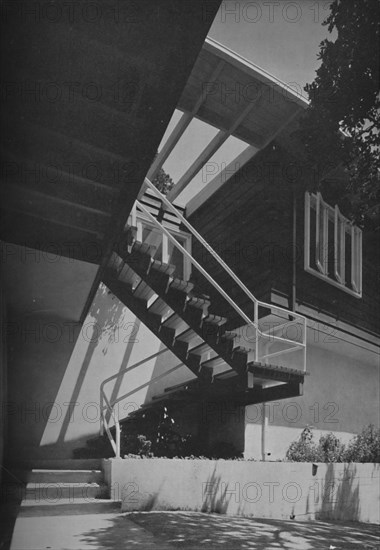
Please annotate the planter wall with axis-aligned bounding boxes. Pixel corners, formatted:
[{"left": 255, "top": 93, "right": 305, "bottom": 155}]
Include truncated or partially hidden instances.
[{"left": 102, "top": 458, "right": 379, "bottom": 524}]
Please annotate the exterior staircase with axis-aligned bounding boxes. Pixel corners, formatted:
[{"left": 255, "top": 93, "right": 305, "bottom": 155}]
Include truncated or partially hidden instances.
[
  {"left": 97, "top": 179, "right": 307, "bottom": 457},
  {"left": 103, "top": 240, "right": 305, "bottom": 409}
]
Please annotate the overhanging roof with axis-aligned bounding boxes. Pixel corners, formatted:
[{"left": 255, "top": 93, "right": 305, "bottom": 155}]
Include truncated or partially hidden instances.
[
  {"left": 179, "top": 37, "right": 308, "bottom": 145},
  {"left": 148, "top": 37, "right": 309, "bottom": 213}
]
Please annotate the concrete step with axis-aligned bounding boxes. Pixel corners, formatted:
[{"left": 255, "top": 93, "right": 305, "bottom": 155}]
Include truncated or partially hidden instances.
[
  {"left": 9, "top": 458, "right": 102, "bottom": 470},
  {"left": 18, "top": 499, "right": 121, "bottom": 517},
  {"left": 3, "top": 468, "right": 103, "bottom": 485},
  {"left": 27, "top": 469, "right": 103, "bottom": 484},
  {"left": 24, "top": 482, "right": 107, "bottom": 501}
]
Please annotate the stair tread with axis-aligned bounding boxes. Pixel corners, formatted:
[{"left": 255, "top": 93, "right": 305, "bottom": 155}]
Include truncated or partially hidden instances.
[
  {"left": 187, "top": 296, "right": 211, "bottom": 308},
  {"left": 247, "top": 361, "right": 306, "bottom": 375},
  {"left": 162, "top": 313, "right": 188, "bottom": 332},
  {"left": 133, "top": 280, "right": 157, "bottom": 301},
  {"left": 164, "top": 379, "right": 199, "bottom": 393},
  {"left": 150, "top": 260, "right": 176, "bottom": 275},
  {"left": 109, "top": 245, "right": 307, "bottom": 383},
  {"left": 213, "top": 369, "right": 238, "bottom": 380},
  {"left": 201, "top": 355, "right": 226, "bottom": 367},
  {"left": 9, "top": 459, "right": 103, "bottom": 469},
  {"left": 26, "top": 482, "right": 103, "bottom": 487},
  {"left": 30, "top": 469, "right": 102, "bottom": 473},
  {"left": 204, "top": 314, "right": 227, "bottom": 326},
  {"left": 170, "top": 278, "right": 194, "bottom": 293},
  {"left": 176, "top": 328, "right": 200, "bottom": 343},
  {"left": 148, "top": 297, "right": 173, "bottom": 317},
  {"left": 189, "top": 341, "right": 214, "bottom": 355},
  {"left": 19, "top": 499, "right": 121, "bottom": 512}
]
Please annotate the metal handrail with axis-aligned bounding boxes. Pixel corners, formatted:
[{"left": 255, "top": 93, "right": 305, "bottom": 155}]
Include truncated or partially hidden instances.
[
  {"left": 100, "top": 179, "right": 308, "bottom": 457},
  {"left": 101, "top": 391, "right": 120, "bottom": 457},
  {"left": 100, "top": 348, "right": 169, "bottom": 394},
  {"left": 143, "top": 178, "right": 307, "bottom": 352},
  {"left": 136, "top": 197, "right": 307, "bottom": 358},
  {"left": 100, "top": 353, "right": 184, "bottom": 458},
  {"left": 136, "top": 201, "right": 256, "bottom": 327},
  {"left": 144, "top": 177, "right": 305, "bottom": 326},
  {"left": 100, "top": 349, "right": 170, "bottom": 439}
]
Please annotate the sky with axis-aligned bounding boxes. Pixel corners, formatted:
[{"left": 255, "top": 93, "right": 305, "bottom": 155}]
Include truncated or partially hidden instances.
[
  {"left": 159, "top": 0, "right": 333, "bottom": 205},
  {"left": 209, "top": 0, "right": 332, "bottom": 91}
]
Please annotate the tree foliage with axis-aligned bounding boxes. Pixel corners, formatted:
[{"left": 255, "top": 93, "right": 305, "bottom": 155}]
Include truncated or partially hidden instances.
[
  {"left": 299, "top": 0, "right": 380, "bottom": 230},
  {"left": 152, "top": 166, "right": 174, "bottom": 195}
]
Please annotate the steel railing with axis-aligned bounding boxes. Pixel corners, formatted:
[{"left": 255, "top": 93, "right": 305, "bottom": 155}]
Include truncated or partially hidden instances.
[
  {"left": 139, "top": 177, "right": 307, "bottom": 367},
  {"left": 100, "top": 177, "right": 307, "bottom": 457},
  {"left": 100, "top": 348, "right": 184, "bottom": 458}
]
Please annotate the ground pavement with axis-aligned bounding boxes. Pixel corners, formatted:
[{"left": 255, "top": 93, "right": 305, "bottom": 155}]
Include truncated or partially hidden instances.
[{"left": 2, "top": 508, "right": 379, "bottom": 550}]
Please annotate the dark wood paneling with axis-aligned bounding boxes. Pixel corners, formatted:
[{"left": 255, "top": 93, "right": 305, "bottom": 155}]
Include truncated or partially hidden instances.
[
  {"left": 189, "top": 143, "right": 293, "bottom": 328},
  {"left": 1, "top": 0, "right": 221, "bottom": 263},
  {"left": 189, "top": 139, "right": 380, "bottom": 336}
]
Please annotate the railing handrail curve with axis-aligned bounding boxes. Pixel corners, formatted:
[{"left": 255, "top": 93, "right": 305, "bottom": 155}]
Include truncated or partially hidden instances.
[
  {"left": 144, "top": 177, "right": 307, "bottom": 327},
  {"left": 136, "top": 199, "right": 306, "bottom": 351}
]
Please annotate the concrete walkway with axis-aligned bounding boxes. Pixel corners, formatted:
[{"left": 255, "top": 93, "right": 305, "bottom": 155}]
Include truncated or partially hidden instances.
[{"left": 3, "top": 509, "right": 379, "bottom": 550}]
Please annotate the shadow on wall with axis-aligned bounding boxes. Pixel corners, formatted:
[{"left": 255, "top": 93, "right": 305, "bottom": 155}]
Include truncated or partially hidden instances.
[
  {"left": 10, "top": 283, "right": 143, "bottom": 458},
  {"left": 7, "top": 311, "right": 81, "bottom": 458},
  {"left": 79, "top": 511, "right": 380, "bottom": 550},
  {"left": 54, "top": 285, "right": 135, "bottom": 445},
  {"left": 321, "top": 463, "right": 360, "bottom": 521},
  {"left": 302, "top": 462, "right": 379, "bottom": 523},
  {"left": 315, "top": 462, "right": 365, "bottom": 522},
  {"left": 201, "top": 467, "right": 230, "bottom": 515}
]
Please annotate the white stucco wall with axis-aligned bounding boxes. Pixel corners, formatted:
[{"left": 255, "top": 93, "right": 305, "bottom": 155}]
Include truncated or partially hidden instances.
[
  {"left": 104, "top": 458, "right": 380, "bottom": 524},
  {"left": 244, "top": 324, "right": 380, "bottom": 460}
]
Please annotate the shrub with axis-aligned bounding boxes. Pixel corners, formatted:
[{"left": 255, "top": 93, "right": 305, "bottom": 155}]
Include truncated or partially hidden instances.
[
  {"left": 122, "top": 434, "right": 153, "bottom": 458},
  {"left": 318, "top": 432, "right": 346, "bottom": 462},
  {"left": 286, "top": 426, "right": 321, "bottom": 462},
  {"left": 343, "top": 424, "right": 380, "bottom": 463},
  {"left": 286, "top": 425, "right": 380, "bottom": 463}
]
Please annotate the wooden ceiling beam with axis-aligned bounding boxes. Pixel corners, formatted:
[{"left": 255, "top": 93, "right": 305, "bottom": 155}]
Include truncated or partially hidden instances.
[
  {"left": 167, "top": 99, "right": 258, "bottom": 202},
  {"left": 146, "top": 60, "right": 225, "bottom": 183}
]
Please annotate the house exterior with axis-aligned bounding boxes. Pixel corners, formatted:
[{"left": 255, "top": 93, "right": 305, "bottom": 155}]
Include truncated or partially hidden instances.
[{"left": 1, "top": 14, "right": 379, "bottom": 470}]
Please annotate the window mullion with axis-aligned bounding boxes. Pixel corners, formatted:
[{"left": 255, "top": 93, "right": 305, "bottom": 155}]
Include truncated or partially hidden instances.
[
  {"left": 315, "top": 192, "right": 326, "bottom": 275},
  {"left": 323, "top": 205, "right": 328, "bottom": 275},
  {"left": 304, "top": 192, "right": 311, "bottom": 271},
  {"left": 351, "top": 225, "right": 358, "bottom": 292},
  {"left": 305, "top": 191, "right": 361, "bottom": 298},
  {"left": 334, "top": 206, "right": 346, "bottom": 284},
  {"left": 340, "top": 221, "right": 346, "bottom": 285},
  {"left": 351, "top": 226, "right": 362, "bottom": 294}
]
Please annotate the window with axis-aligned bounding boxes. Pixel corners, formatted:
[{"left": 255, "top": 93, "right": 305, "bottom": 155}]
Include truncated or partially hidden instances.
[{"left": 304, "top": 192, "right": 362, "bottom": 297}]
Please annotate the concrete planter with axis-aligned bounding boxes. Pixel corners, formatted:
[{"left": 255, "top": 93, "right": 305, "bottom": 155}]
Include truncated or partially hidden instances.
[{"left": 102, "top": 458, "right": 379, "bottom": 524}]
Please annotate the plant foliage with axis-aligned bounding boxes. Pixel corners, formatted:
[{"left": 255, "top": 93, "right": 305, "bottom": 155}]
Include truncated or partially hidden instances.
[
  {"left": 152, "top": 166, "right": 174, "bottom": 195},
  {"left": 299, "top": 0, "right": 380, "bottom": 230},
  {"left": 286, "top": 425, "right": 380, "bottom": 463}
]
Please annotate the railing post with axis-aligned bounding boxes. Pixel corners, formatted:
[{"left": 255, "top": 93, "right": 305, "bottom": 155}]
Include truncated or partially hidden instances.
[
  {"left": 162, "top": 232, "right": 169, "bottom": 264},
  {"left": 254, "top": 300, "right": 259, "bottom": 362},
  {"left": 131, "top": 202, "right": 137, "bottom": 228},
  {"left": 136, "top": 218, "right": 143, "bottom": 242},
  {"left": 100, "top": 392, "right": 104, "bottom": 436},
  {"left": 303, "top": 320, "right": 307, "bottom": 372},
  {"left": 115, "top": 407, "right": 121, "bottom": 459}
]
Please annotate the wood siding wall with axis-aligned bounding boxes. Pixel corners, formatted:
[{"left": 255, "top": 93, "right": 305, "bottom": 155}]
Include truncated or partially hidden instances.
[
  {"left": 188, "top": 143, "right": 294, "bottom": 328},
  {"left": 188, "top": 141, "right": 380, "bottom": 336}
]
